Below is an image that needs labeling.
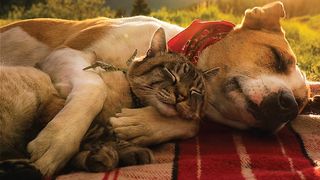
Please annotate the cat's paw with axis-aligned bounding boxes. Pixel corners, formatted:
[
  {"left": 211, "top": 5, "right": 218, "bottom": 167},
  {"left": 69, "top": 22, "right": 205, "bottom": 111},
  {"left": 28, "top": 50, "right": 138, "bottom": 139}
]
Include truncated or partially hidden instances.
[
  {"left": 119, "top": 146, "right": 154, "bottom": 166},
  {"left": 27, "top": 123, "right": 79, "bottom": 176},
  {"left": 0, "top": 159, "right": 42, "bottom": 180},
  {"left": 85, "top": 146, "right": 119, "bottom": 172}
]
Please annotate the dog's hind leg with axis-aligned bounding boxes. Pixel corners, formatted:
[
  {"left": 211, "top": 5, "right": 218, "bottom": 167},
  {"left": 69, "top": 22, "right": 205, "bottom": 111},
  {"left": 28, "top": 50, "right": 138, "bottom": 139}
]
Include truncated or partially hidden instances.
[{"left": 27, "top": 48, "right": 107, "bottom": 176}]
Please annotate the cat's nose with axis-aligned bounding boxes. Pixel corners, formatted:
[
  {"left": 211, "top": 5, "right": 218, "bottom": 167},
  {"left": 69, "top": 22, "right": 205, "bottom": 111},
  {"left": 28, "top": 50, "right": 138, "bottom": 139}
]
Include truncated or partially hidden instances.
[{"left": 176, "top": 94, "right": 185, "bottom": 102}]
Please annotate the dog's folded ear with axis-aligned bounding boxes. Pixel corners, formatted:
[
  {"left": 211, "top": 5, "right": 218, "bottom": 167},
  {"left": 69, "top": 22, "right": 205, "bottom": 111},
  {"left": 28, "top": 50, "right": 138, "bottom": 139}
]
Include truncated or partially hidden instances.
[{"left": 240, "top": 1, "right": 285, "bottom": 32}]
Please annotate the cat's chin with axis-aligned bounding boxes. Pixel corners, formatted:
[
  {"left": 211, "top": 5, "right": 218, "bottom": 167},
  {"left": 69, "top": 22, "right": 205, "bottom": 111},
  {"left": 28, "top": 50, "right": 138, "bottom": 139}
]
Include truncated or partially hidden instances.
[{"left": 155, "top": 101, "right": 178, "bottom": 117}]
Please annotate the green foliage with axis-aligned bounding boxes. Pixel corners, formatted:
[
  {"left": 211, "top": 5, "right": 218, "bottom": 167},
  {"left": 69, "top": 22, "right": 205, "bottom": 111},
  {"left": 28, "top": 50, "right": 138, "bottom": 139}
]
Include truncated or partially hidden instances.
[
  {"left": 115, "top": 9, "right": 127, "bottom": 18},
  {"left": 8, "top": 0, "right": 114, "bottom": 20},
  {"left": 211, "top": 0, "right": 320, "bottom": 17},
  {"left": 0, "top": 0, "right": 43, "bottom": 18},
  {"left": 151, "top": 4, "right": 240, "bottom": 27},
  {"left": 282, "top": 17, "right": 320, "bottom": 81},
  {"left": 131, "top": 0, "right": 151, "bottom": 16}
]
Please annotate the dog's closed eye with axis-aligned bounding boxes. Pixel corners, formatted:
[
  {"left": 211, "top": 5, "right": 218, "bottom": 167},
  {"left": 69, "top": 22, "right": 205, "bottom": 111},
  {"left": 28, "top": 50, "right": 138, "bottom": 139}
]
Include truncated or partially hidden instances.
[
  {"left": 270, "top": 47, "right": 292, "bottom": 73},
  {"left": 270, "top": 47, "right": 286, "bottom": 72}
]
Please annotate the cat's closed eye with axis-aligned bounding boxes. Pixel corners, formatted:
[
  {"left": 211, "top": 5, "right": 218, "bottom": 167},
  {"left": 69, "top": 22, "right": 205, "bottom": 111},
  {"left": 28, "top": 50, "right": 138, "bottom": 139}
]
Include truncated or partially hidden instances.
[
  {"left": 163, "top": 67, "right": 177, "bottom": 84},
  {"left": 190, "top": 88, "right": 203, "bottom": 97}
]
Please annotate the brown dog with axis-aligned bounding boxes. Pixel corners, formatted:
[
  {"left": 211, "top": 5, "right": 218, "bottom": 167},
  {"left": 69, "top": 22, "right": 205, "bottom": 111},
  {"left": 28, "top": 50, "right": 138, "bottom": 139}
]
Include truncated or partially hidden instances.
[
  {"left": 111, "top": 1, "right": 311, "bottom": 143},
  {"left": 0, "top": 1, "right": 311, "bottom": 176}
]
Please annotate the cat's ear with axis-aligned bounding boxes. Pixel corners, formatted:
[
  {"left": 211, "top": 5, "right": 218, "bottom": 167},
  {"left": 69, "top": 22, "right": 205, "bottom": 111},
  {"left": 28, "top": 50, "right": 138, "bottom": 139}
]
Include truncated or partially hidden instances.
[
  {"left": 203, "top": 67, "right": 220, "bottom": 80},
  {"left": 147, "top": 27, "right": 167, "bottom": 58}
]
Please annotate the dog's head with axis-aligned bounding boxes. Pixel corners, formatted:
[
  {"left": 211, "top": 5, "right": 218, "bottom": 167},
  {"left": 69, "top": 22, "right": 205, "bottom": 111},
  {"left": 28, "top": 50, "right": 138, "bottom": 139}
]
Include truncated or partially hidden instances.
[{"left": 197, "top": 1, "right": 310, "bottom": 133}]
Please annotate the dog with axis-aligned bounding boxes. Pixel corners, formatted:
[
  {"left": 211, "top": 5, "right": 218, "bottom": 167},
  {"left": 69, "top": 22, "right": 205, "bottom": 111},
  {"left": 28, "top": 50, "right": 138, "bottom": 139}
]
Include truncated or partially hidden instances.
[
  {"left": 0, "top": 1, "right": 311, "bottom": 176},
  {"left": 110, "top": 1, "right": 311, "bottom": 145}
]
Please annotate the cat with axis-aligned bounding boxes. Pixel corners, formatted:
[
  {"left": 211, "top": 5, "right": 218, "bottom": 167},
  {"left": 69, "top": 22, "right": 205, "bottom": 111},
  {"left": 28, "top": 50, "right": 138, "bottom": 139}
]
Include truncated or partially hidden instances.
[
  {"left": 0, "top": 28, "right": 219, "bottom": 178},
  {"left": 70, "top": 28, "right": 220, "bottom": 172}
]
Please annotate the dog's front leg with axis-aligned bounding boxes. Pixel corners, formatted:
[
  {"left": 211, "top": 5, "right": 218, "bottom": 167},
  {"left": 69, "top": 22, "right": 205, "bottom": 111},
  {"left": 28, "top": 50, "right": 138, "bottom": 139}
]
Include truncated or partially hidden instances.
[
  {"left": 27, "top": 48, "right": 107, "bottom": 176},
  {"left": 110, "top": 106, "right": 199, "bottom": 146}
]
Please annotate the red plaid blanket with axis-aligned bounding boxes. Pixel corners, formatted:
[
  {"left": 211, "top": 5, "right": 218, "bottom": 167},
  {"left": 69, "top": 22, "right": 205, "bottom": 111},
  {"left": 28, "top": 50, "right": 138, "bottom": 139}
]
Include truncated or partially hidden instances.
[{"left": 58, "top": 115, "right": 320, "bottom": 180}]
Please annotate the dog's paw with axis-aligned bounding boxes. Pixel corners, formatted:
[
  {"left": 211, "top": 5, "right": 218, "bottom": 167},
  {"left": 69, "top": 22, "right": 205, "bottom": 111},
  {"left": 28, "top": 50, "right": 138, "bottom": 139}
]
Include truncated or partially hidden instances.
[
  {"left": 85, "top": 145, "right": 119, "bottom": 172},
  {"left": 0, "top": 159, "right": 42, "bottom": 180},
  {"left": 119, "top": 146, "right": 154, "bottom": 166},
  {"left": 110, "top": 106, "right": 199, "bottom": 146},
  {"left": 27, "top": 123, "right": 79, "bottom": 176}
]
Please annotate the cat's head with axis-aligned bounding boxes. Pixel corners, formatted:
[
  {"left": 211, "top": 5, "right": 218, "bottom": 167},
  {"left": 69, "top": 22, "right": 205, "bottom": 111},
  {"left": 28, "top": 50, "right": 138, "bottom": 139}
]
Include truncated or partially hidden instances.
[{"left": 127, "top": 28, "right": 219, "bottom": 120}]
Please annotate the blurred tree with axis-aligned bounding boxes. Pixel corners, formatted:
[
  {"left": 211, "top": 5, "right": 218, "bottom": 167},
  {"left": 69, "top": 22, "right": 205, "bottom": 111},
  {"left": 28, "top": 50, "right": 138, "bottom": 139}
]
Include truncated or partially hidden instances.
[
  {"left": 131, "top": 0, "right": 151, "bottom": 16},
  {"left": 0, "top": 0, "right": 43, "bottom": 18},
  {"left": 115, "top": 8, "right": 127, "bottom": 17}
]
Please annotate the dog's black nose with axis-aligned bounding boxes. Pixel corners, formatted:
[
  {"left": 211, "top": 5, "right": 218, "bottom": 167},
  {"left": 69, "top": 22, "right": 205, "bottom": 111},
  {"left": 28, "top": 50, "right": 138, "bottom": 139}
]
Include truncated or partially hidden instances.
[
  {"left": 260, "top": 91, "right": 299, "bottom": 123},
  {"left": 251, "top": 91, "right": 299, "bottom": 133}
]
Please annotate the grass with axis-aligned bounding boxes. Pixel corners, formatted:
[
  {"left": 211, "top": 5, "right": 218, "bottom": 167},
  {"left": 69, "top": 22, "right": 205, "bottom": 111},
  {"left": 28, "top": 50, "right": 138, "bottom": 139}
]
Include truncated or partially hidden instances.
[
  {"left": 0, "top": 19, "right": 16, "bottom": 26},
  {"left": 282, "top": 17, "right": 320, "bottom": 80},
  {"left": 0, "top": 3, "right": 319, "bottom": 80}
]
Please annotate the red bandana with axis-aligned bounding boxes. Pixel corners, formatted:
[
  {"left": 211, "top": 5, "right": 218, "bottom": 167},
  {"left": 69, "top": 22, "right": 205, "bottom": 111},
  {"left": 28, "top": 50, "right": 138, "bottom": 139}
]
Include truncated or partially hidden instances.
[{"left": 168, "top": 19, "right": 235, "bottom": 64}]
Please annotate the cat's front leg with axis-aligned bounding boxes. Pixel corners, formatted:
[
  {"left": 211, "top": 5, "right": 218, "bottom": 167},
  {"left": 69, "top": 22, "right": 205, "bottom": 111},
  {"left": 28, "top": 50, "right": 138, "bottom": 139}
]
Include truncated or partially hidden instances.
[{"left": 110, "top": 106, "right": 199, "bottom": 146}]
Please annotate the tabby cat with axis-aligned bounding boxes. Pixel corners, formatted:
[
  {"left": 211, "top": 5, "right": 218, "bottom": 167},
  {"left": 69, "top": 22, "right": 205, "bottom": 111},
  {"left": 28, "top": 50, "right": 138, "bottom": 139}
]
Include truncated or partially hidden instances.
[{"left": 0, "top": 28, "right": 219, "bottom": 178}]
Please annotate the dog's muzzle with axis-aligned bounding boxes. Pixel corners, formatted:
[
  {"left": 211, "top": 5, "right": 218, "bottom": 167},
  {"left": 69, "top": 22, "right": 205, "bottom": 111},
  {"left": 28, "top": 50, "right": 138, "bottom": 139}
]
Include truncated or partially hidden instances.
[{"left": 248, "top": 91, "right": 299, "bottom": 133}]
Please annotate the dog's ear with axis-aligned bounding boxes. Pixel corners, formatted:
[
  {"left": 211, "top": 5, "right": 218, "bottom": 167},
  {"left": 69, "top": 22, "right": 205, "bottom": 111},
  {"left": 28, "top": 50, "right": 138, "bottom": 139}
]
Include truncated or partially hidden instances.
[
  {"left": 147, "top": 27, "right": 167, "bottom": 57},
  {"left": 240, "top": 1, "right": 285, "bottom": 32}
]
